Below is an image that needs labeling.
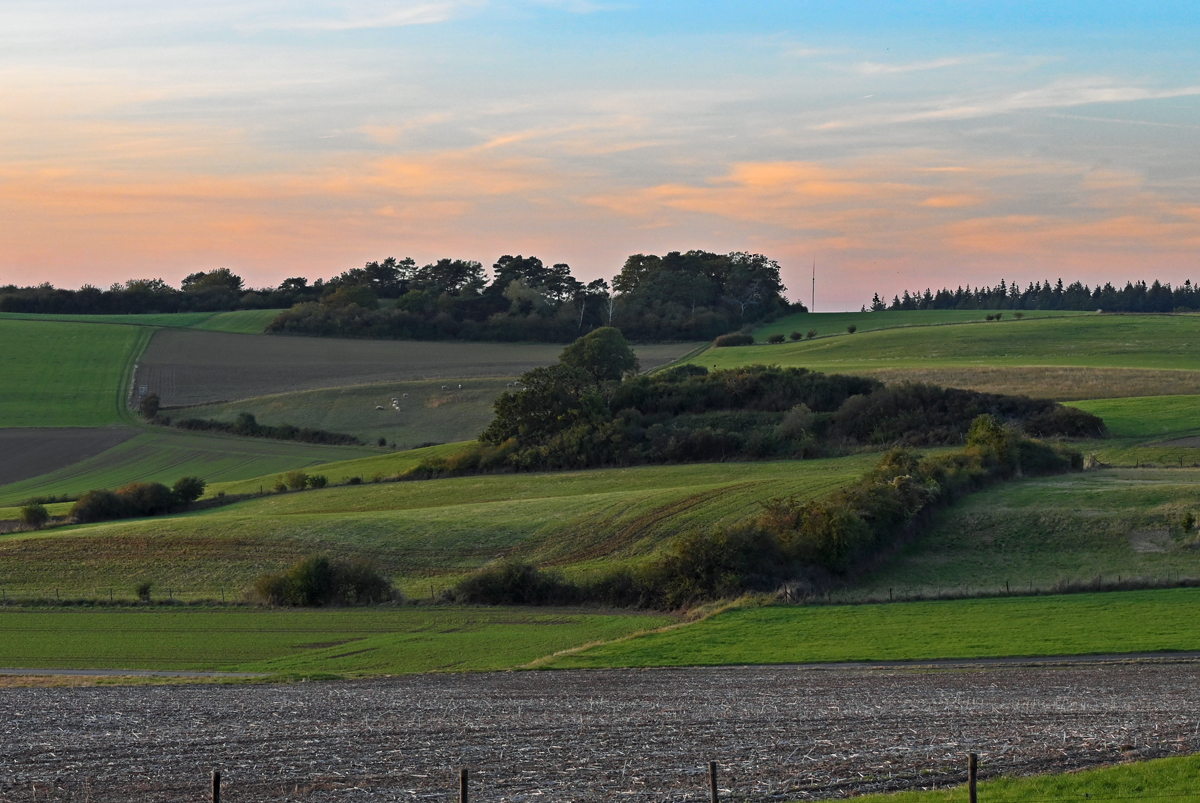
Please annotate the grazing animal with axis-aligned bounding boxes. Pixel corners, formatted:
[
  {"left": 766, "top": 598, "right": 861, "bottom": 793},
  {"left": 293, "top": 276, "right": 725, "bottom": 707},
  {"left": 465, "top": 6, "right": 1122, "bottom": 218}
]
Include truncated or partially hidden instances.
[
  {"left": 402, "top": 393, "right": 408, "bottom": 398},
  {"left": 375, "top": 405, "right": 385, "bottom": 410},
  {"left": 458, "top": 384, "right": 462, "bottom": 389},
  {"left": 441, "top": 385, "right": 449, "bottom": 390}
]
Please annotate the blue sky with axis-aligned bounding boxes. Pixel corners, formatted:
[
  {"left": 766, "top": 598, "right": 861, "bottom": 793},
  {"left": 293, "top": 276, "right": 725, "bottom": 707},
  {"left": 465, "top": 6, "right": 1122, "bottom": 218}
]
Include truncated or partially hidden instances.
[{"left": 1, "top": 1, "right": 1197, "bottom": 308}]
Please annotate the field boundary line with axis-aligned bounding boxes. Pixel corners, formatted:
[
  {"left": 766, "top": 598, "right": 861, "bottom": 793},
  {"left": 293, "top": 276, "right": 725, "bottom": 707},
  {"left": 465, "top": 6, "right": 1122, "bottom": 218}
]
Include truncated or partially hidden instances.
[
  {"left": 0, "top": 667, "right": 268, "bottom": 678},
  {"left": 118, "top": 326, "right": 156, "bottom": 425}
]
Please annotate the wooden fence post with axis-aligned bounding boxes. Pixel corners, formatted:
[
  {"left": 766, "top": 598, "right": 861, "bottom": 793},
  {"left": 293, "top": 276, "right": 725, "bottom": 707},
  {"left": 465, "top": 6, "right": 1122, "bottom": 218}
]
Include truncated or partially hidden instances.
[
  {"left": 968, "top": 753, "right": 977, "bottom": 803},
  {"left": 708, "top": 761, "right": 718, "bottom": 803},
  {"left": 459, "top": 767, "right": 469, "bottom": 803},
  {"left": 211, "top": 770, "right": 220, "bottom": 803}
]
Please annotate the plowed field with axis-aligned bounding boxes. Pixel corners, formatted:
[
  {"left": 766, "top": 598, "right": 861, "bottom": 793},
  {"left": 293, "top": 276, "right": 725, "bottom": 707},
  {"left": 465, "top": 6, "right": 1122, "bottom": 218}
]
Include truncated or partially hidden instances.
[
  {"left": 0, "top": 428, "right": 138, "bottom": 486},
  {"left": 135, "top": 330, "right": 702, "bottom": 406},
  {"left": 1, "top": 662, "right": 1197, "bottom": 801}
]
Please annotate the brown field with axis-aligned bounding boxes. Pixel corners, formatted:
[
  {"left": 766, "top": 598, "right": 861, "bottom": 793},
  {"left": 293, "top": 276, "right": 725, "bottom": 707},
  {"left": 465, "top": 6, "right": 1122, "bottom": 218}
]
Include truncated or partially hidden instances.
[
  {"left": 1, "top": 662, "right": 1197, "bottom": 801},
  {"left": 135, "top": 330, "right": 703, "bottom": 406},
  {"left": 857, "top": 365, "right": 1200, "bottom": 400},
  {"left": 0, "top": 428, "right": 138, "bottom": 487}
]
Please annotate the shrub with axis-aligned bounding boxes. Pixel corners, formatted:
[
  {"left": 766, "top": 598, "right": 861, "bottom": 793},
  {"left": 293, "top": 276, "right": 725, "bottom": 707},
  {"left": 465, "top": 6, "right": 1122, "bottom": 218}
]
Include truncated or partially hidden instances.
[
  {"left": 283, "top": 470, "right": 309, "bottom": 490},
  {"left": 138, "top": 393, "right": 161, "bottom": 419},
  {"left": 713, "top": 333, "right": 754, "bottom": 347},
  {"left": 70, "top": 490, "right": 126, "bottom": 523},
  {"left": 846, "top": 324, "right": 857, "bottom": 334},
  {"left": 789, "top": 331, "right": 802, "bottom": 341},
  {"left": 253, "top": 555, "right": 399, "bottom": 606},
  {"left": 806, "top": 329, "right": 817, "bottom": 339},
  {"left": 995, "top": 312, "right": 1003, "bottom": 320},
  {"left": 455, "top": 560, "right": 579, "bottom": 605},
  {"left": 767, "top": 333, "right": 786, "bottom": 344},
  {"left": 1014, "top": 312, "right": 1024, "bottom": 320},
  {"left": 378, "top": 437, "right": 386, "bottom": 447},
  {"left": 20, "top": 504, "right": 49, "bottom": 529},
  {"left": 307, "top": 474, "right": 328, "bottom": 489},
  {"left": 172, "top": 476, "right": 206, "bottom": 508},
  {"left": 114, "top": 482, "right": 175, "bottom": 516},
  {"left": 135, "top": 581, "right": 152, "bottom": 602}
]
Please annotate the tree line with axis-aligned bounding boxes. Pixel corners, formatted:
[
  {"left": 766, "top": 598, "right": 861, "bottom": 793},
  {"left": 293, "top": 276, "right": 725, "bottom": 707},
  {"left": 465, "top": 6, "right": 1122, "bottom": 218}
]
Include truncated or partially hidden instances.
[
  {"left": 2, "top": 250, "right": 796, "bottom": 342},
  {"left": 267, "top": 250, "right": 794, "bottom": 342},
  {"left": 869, "top": 278, "right": 1200, "bottom": 313}
]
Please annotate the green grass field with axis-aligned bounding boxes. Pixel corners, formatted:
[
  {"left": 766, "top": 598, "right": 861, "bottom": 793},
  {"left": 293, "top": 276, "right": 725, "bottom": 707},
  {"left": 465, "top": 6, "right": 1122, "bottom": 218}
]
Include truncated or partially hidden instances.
[
  {"left": 0, "top": 430, "right": 375, "bottom": 506},
  {"left": 855, "top": 468, "right": 1200, "bottom": 599},
  {"left": 1068, "top": 395, "right": 1200, "bottom": 439},
  {"left": 753, "top": 309, "right": 1083, "bottom": 341},
  {"left": 0, "top": 309, "right": 281, "bottom": 332},
  {"left": 0, "top": 454, "right": 874, "bottom": 598},
  {"left": 171, "top": 377, "right": 511, "bottom": 447},
  {"left": 852, "top": 755, "right": 1200, "bottom": 803},
  {"left": 546, "top": 587, "right": 1200, "bottom": 668},
  {"left": 705, "top": 314, "right": 1200, "bottom": 373},
  {"left": 0, "top": 607, "right": 672, "bottom": 674},
  {"left": 0, "top": 319, "right": 149, "bottom": 427}
]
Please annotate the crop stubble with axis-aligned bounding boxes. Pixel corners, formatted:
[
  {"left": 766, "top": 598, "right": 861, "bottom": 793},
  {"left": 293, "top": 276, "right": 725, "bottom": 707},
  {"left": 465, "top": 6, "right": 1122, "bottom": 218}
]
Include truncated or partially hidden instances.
[{"left": 1, "top": 662, "right": 1197, "bottom": 801}]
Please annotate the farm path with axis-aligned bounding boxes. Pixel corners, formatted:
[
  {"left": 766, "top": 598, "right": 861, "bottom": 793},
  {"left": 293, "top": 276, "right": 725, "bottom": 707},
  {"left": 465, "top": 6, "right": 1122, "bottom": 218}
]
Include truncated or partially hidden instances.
[{"left": 2, "top": 662, "right": 1197, "bottom": 801}]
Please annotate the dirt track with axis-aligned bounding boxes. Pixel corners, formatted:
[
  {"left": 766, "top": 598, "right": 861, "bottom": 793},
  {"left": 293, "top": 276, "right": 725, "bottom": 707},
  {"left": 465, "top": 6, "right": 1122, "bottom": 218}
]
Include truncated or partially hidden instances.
[{"left": 2, "top": 662, "right": 1197, "bottom": 801}]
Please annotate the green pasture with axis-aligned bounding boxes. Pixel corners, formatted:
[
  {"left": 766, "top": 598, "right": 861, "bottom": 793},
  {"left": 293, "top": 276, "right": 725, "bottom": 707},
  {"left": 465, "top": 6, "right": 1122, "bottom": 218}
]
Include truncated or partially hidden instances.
[
  {"left": 0, "top": 607, "right": 672, "bottom": 675},
  {"left": 856, "top": 468, "right": 1200, "bottom": 599},
  {"left": 172, "top": 377, "right": 511, "bottom": 448},
  {"left": 701, "top": 314, "right": 1200, "bottom": 374},
  {"left": 0, "top": 430, "right": 374, "bottom": 506},
  {"left": 753, "top": 308, "right": 1082, "bottom": 341},
  {"left": 0, "top": 309, "right": 280, "bottom": 332},
  {"left": 1068, "top": 395, "right": 1200, "bottom": 439},
  {"left": 547, "top": 587, "right": 1200, "bottom": 668},
  {"left": 0, "top": 454, "right": 874, "bottom": 598},
  {"left": 0, "top": 319, "right": 149, "bottom": 427},
  {"left": 852, "top": 754, "right": 1200, "bottom": 803}
]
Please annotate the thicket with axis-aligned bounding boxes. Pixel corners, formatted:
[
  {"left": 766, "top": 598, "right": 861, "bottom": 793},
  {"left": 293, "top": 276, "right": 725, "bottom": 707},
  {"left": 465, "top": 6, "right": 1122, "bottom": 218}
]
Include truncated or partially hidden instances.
[
  {"left": 253, "top": 555, "right": 399, "bottom": 606},
  {"left": 69, "top": 477, "right": 207, "bottom": 523},
  {"left": 169, "top": 412, "right": 362, "bottom": 446},
  {"left": 454, "top": 417, "right": 1084, "bottom": 609},
  {"left": 407, "top": 329, "right": 1104, "bottom": 477},
  {"left": 869, "top": 277, "right": 1200, "bottom": 313}
]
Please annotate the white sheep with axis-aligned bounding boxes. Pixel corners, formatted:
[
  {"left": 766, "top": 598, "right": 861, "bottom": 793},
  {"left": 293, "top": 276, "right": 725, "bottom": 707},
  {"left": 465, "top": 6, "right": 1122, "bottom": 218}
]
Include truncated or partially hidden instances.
[
  {"left": 441, "top": 385, "right": 449, "bottom": 390},
  {"left": 375, "top": 405, "right": 385, "bottom": 410},
  {"left": 402, "top": 393, "right": 409, "bottom": 398}
]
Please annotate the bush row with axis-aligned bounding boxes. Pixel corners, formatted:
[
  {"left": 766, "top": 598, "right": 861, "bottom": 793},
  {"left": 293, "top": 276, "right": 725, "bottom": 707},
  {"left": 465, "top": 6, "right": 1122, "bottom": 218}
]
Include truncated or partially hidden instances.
[
  {"left": 451, "top": 418, "right": 1084, "bottom": 609},
  {"left": 70, "top": 477, "right": 206, "bottom": 524},
  {"left": 171, "top": 412, "right": 362, "bottom": 446},
  {"left": 253, "top": 556, "right": 400, "bottom": 606}
]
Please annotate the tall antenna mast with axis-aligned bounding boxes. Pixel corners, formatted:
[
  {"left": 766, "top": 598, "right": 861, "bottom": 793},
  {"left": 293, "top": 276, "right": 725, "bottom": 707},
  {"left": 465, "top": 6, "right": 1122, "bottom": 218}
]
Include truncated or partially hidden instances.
[{"left": 811, "top": 256, "right": 816, "bottom": 312}]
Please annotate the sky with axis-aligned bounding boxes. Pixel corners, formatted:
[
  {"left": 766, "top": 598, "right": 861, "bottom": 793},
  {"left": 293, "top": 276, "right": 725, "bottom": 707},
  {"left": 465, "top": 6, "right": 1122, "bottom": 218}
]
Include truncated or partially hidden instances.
[{"left": 2, "top": 1, "right": 1198, "bottom": 310}]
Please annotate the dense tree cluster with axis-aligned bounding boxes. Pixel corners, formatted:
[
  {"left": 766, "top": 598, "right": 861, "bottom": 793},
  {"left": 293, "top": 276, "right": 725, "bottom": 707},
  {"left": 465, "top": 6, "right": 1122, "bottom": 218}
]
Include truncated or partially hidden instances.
[
  {"left": 868, "top": 278, "right": 1200, "bottom": 313},
  {"left": 70, "top": 477, "right": 207, "bottom": 524},
  {"left": 408, "top": 329, "right": 1104, "bottom": 477},
  {"left": 267, "top": 250, "right": 795, "bottom": 342},
  {"left": 253, "top": 555, "right": 399, "bottom": 606}
]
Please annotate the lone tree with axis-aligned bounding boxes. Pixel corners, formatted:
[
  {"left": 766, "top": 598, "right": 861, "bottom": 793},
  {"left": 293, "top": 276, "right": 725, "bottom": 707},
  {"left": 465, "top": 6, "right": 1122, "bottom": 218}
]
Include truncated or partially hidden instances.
[
  {"left": 172, "top": 476, "right": 206, "bottom": 508},
  {"left": 557, "top": 326, "right": 639, "bottom": 383}
]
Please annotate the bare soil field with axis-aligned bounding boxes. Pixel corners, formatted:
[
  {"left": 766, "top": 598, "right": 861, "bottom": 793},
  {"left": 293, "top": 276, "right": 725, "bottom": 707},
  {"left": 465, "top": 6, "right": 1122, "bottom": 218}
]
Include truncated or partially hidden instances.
[
  {"left": 135, "top": 330, "right": 703, "bottom": 406},
  {"left": 857, "top": 365, "right": 1200, "bottom": 400},
  {"left": 2, "top": 662, "right": 1196, "bottom": 802},
  {"left": 0, "top": 428, "right": 138, "bottom": 486}
]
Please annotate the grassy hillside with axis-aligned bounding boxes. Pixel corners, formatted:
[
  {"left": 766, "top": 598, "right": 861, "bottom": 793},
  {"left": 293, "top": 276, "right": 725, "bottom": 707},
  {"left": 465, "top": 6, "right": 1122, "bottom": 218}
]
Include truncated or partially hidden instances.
[
  {"left": 0, "top": 607, "right": 672, "bottom": 675},
  {"left": 703, "top": 314, "right": 1200, "bottom": 374},
  {"left": 170, "top": 378, "right": 510, "bottom": 448},
  {"left": 192, "top": 309, "right": 283, "bottom": 333},
  {"left": 1067, "top": 395, "right": 1200, "bottom": 439},
  {"left": 0, "top": 309, "right": 281, "bottom": 332},
  {"left": 754, "top": 308, "right": 1082, "bottom": 341},
  {"left": 0, "top": 454, "right": 874, "bottom": 598},
  {"left": 0, "top": 319, "right": 149, "bottom": 427},
  {"left": 545, "top": 587, "right": 1200, "bottom": 668},
  {"left": 0, "top": 430, "right": 375, "bottom": 506},
  {"left": 855, "top": 468, "right": 1200, "bottom": 599}
]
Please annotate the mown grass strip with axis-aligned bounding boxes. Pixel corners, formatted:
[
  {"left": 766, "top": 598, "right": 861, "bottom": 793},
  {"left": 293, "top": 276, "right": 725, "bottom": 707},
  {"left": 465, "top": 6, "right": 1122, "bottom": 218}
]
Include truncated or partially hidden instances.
[
  {"left": 851, "top": 754, "right": 1200, "bottom": 803},
  {"left": 0, "top": 607, "right": 673, "bottom": 675},
  {"left": 545, "top": 588, "right": 1200, "bottom": 668}
]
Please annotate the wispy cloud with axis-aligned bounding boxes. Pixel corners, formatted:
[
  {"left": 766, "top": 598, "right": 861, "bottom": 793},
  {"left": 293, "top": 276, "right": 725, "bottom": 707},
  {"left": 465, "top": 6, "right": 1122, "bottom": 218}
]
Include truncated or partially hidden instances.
[{"left": 854, "top": 57, "right": 969, "bottom": 75}]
